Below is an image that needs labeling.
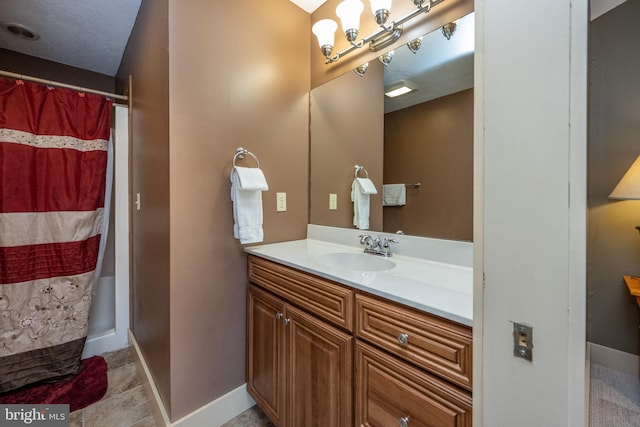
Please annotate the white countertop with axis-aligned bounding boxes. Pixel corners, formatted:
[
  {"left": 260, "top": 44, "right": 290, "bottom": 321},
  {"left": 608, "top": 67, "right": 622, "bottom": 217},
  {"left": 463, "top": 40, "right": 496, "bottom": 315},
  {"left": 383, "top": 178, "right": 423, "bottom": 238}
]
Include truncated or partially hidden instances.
[{"left": 245, "top": 238, "right": 473, "bottom": 326}]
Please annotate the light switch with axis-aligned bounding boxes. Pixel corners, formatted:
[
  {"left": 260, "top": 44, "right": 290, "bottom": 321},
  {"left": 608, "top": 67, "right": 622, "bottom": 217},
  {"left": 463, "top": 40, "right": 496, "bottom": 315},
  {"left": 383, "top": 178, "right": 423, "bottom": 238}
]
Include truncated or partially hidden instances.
[
  {"left": 135, "top": 193, "right": 141, "bottom": 211},
  {"left": 329, "top": 193, "right": 337, "bottom": 210},
  {"left": 276, "top": 192, "right": 287, "bottom": 212}
]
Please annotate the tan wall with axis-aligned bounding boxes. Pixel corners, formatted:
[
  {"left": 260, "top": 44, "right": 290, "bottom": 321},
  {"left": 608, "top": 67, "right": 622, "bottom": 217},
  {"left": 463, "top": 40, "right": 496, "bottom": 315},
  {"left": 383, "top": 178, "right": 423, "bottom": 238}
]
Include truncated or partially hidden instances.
[
  {"left": 310, "top": 60, "right": 384, "bottom": 231},
  {"left": 119, "top": 0, "right": 308, "bottom": 420},
  {"left": 588, "top": 0, "right": 640, "bottom": 355},
  {"left": 117, "top": 0, "right": 172, "bottom": 414},
  {"left": 0, "top": 48, "right": 116, "bottom": 93},
  {"left": 167, "top": 0, "right": 309, "bottom": 420},
  {"left": 310, "top": 0, "right": 474, "bottom": 88},
  {"left": 384, "top": 89, "right": 473, "bottom": 240}
]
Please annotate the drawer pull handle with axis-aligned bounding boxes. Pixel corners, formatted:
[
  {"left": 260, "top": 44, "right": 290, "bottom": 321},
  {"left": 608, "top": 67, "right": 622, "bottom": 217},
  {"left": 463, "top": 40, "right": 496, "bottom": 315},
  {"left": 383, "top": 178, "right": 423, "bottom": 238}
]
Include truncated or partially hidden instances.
[
  {"left": 399, "top": 416, "right": 410, "bottom": 427},
  {"left": 397, "top": 333, "right": 409, "bottom": 347}
]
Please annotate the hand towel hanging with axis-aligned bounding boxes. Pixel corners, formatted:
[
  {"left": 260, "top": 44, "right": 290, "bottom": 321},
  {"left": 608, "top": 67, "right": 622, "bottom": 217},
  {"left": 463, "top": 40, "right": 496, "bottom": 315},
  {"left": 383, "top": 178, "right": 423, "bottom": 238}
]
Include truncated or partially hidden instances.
[
  {"left": 351, "top": 177, "right": 377, "bottom": 230},
  {"left": 382, "top": 184, "right": 406, "bottom": 206},
  {"left": 231, "top": 166, "right": 268, "bottom": 244}
]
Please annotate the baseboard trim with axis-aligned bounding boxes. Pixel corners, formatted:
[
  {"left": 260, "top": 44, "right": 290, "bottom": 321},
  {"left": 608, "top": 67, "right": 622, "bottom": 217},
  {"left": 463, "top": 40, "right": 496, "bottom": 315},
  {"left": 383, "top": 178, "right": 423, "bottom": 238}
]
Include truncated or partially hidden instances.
[
  {"left": 129, "top": 330, "right": 172, "bottom": 427},
  {"left": 585, "top": 342, "right": 592, "bottom": 424},
  {"left": 587, "top": 341, "right": 640, "bottom": 377},
  {"left": 129, "top": 330, "right": 255, "bottom": 427},
  {"left": 172, "top": 384, "right": 256, "bottom": 427}
]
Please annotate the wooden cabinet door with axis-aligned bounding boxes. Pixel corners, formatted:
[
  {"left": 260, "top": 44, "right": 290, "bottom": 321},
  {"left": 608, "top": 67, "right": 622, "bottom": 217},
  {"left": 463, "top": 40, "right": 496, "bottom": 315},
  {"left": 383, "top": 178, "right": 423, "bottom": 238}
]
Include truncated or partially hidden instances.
[
  {"left": 247, "top": 285, "right": 286, "bottom": 426},
  {"left": 285, "top": 304, "right": 353, "bottom": 427},
  {"left": 355, "top": 342, "right": 472, "bottom": 427}
]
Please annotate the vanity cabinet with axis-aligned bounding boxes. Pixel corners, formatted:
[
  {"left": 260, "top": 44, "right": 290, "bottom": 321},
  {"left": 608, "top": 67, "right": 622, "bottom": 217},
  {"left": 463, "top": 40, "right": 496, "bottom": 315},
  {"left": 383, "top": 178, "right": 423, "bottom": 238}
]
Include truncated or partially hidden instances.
[
  {"left": 247, "top": 256, "right": 354, "bottom": 427},
  {"left": 247, "top": 254, "right": 472, "bottom": 427},
  {"left": 354, "top": 294, "right": 472, "bottom": 426},
  {"left": 355, "top": 294, "right": 472, "bottom": 391}
]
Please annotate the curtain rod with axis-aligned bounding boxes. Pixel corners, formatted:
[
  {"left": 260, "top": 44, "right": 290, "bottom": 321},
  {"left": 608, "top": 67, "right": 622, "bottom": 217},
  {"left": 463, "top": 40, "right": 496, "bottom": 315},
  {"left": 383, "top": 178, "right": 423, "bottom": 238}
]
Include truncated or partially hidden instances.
[{"left": 0, "top": 70, "right": 128, "bottom": 103}]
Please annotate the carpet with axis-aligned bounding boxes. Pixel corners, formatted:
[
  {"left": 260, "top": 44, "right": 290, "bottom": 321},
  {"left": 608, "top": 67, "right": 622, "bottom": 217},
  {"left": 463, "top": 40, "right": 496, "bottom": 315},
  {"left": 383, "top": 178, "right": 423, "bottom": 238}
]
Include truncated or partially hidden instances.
[
  {"left": 0, "top": 355, "right": 108, "bottom": 412},
  {"left": 590, "top": 363, "right": 640, "bottom": 427}
]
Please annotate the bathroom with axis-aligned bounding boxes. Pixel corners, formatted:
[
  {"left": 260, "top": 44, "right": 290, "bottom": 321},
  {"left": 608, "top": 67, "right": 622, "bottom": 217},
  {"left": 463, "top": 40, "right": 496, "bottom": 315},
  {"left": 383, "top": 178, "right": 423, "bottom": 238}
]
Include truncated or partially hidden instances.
[{"left": 0, "top": 0, "right": 638, "bottom": 425}]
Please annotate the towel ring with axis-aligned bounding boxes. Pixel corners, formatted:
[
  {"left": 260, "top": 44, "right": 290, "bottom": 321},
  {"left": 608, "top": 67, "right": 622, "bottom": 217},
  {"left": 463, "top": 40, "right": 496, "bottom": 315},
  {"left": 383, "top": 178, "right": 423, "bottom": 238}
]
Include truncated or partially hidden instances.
[
  {"left": 233, "top": 147, "right": 260, "bottom": 168},
  {"left": 355, "top": 165, "right": 369, "bottom": 179}
]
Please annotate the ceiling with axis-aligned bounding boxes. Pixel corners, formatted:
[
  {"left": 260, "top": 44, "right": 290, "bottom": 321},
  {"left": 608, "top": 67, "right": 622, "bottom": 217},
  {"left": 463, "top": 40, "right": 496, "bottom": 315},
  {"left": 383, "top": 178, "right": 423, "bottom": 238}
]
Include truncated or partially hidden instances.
[
  {"left": 383, "top": 11, "right": 474, "bottom": 113},
  {"left": 0, "top": 0, "right": 142, "bottom": 76},
  {"left": 0, "top": 0, "right": 625, "bottom": 78}
]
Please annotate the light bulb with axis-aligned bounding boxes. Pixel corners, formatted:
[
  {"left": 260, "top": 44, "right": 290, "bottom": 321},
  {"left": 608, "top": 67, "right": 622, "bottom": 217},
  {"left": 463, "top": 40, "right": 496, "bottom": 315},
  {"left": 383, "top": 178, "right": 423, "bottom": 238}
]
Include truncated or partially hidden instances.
[
  {"left": 369, "top": 0, "right": 392, "bottom": 25},
  {"left": 312, "top": 19, "right": 338, "bottom": 57},
  {"left": 336, "top": 0, "right": 364, "bottom": 43}
]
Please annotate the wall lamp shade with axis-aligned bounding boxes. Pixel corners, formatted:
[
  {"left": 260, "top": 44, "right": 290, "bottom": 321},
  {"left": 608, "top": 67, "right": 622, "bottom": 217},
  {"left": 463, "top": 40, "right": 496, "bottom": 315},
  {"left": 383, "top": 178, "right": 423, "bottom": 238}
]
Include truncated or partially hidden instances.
[
  {"left": 354, "top": 62, "right": 369, "bottom": 77},
  {"left": 336, "top": 0, "right": 365, "bottom": 42},
  {"left": 609, "top": 155, "right": 640, "bottom": 200},
  {"left": 370, "top": 0, "right": 392, "bottom": 25},
  {"left": 312, "top": 19, "right": 338, "bottom": 57}
]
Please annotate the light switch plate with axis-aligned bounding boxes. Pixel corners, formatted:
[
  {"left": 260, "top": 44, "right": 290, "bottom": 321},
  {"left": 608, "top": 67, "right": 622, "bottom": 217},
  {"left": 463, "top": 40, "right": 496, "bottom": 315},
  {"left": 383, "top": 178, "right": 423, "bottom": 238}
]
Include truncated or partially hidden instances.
[
  {"left": 329, "top": 193, "right": 337, "bottom": 210},
  {"left": 276, "top": 192, "right": 287, "bottom": 212}
]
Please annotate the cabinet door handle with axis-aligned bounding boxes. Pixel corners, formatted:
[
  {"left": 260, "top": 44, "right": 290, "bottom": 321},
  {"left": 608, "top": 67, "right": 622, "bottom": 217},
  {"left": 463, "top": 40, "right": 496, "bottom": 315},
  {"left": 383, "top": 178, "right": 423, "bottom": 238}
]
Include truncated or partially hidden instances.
[
  {"left": 283, "top": 317, "right": 291, "bottom": 326},
  {"left": 399, "top": 416, "right": 410, "bottom": 427},
  {"left": 397, "top": 333, "right": 409, "bottom": 347},
  {"left": 275, "top": 312, "right": 283, "bottom": 320}
]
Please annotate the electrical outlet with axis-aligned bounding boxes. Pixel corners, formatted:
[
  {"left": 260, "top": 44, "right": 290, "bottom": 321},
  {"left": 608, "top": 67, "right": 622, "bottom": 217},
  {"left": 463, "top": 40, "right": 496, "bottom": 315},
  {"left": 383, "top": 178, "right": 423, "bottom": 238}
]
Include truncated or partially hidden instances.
[
  {"left": 329, "top": 193, "right": 337, "bottom": 210},
  {"left": 276, "top": 192, "right": 287, "bottom": 212},
  {"left": 513, "top": 322, "right": 533, "bottom": 361}
]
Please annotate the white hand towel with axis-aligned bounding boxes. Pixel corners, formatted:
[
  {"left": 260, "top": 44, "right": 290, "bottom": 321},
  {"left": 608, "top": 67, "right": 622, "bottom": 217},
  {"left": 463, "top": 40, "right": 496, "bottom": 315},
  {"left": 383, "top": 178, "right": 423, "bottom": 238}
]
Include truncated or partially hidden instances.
[
  {"left": 382, "top": 184, "right": 406, "bottom": 206},
  {"left": 355, "top": 177, "right": 377, "bottom": 194},
  {"left": 234, "top": 166, "right": 269, "bottom": 191},
  {"left": 231, "top": 166, "right": 268, "bottom": 244},
  {"left": 351, "top": 179, "right": 371, "bottom": 230}
]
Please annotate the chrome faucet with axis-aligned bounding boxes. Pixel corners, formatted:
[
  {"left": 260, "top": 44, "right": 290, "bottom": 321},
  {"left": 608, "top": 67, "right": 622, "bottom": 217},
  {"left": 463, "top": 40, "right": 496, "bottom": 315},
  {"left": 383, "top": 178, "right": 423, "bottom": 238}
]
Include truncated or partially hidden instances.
[{"left": 358, "top": 234, "right": 398, "bottom": 257}]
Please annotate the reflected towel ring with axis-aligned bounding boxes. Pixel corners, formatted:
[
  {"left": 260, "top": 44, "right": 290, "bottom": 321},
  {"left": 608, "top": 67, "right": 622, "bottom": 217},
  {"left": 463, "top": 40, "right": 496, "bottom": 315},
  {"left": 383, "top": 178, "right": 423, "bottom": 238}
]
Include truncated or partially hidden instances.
[
  {"left": 355, "top": 165, "right": 369, "bottom": 179},
  {"left": 233, "top": 147, "right": 260, "bottom": 168}
]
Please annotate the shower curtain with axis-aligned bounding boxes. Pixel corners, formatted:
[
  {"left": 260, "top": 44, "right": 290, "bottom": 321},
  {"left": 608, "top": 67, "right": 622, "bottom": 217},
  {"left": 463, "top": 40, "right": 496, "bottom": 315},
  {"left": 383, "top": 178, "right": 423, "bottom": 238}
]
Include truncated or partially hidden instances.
[{"left": 0, "top": 77, "right": 112, "bottom": 392}]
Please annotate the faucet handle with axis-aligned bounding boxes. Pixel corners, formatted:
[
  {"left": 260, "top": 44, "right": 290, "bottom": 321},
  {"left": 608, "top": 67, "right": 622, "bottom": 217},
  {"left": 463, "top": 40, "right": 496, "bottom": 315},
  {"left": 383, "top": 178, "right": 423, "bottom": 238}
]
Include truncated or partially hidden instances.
[
  {"left": 358, "top": 234, "right": 373, "bottom": 246},
  {"left": 382, "top": 237, "right": 398, "bottom": 248}
]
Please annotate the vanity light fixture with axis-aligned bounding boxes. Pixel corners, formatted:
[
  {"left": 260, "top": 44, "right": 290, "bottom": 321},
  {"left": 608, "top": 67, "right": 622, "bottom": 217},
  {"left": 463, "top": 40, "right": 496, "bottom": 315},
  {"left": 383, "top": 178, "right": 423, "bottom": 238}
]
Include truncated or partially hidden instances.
[
  {"left": 385, "top": 83, "right": 414, "bottom": 97},
  {"left": 312, "top": 0, "right": 445, "bottom": 64},
  {"left": 378, "top": 50, "right": 394, "bottom": 66},
  {"left": 406, "top": 36, "right": 422, "bottom": 53},
  {"left": 354, "top": 62, "right": 369, "bottom": 77},
  {"left": 609, "top": 154, "right": 640, "bottom": 235},
  {"left": 441, "top": 20, "right": 457, "bottom": 40}
]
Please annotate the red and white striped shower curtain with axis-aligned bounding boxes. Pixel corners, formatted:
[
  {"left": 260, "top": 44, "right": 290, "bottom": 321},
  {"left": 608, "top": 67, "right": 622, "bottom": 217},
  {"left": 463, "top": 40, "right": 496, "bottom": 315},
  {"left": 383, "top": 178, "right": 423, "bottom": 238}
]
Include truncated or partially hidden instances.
[{"left": 0, "top": 77, "right": 112, "bottom": 392}]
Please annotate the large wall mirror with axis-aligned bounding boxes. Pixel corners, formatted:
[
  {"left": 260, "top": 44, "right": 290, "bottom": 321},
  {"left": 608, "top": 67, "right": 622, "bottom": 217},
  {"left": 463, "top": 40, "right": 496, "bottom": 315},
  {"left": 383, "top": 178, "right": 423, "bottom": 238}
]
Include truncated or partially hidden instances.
[{"left": 310, "top": 12, "right": 474, "bottom": 241}]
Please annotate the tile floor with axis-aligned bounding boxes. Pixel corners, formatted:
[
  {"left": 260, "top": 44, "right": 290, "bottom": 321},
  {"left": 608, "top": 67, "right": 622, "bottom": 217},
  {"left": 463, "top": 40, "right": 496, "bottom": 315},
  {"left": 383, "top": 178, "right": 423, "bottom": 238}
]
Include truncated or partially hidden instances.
[
  {"left": 76, "top": 347, "right": 640, "bottom": 426},
  {"left": 71, "top": 347, "right": 271, "bottom": 427},
  {"left": 70, "top": 347, "right": 155, "bottom": 427}
]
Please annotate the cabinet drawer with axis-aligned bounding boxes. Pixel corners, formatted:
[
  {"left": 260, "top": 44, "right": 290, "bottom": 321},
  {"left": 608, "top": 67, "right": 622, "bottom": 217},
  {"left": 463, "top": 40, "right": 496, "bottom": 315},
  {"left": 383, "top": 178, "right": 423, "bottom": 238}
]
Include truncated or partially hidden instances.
[
  {"left": 355, "top": 342, "right": 472, "bottom": 427},
  {"left": 355, "top": 293, "right": 472, "bottom": 390},
  {"left": 248, "top": 255, "right": 354, "bottom": 331}
]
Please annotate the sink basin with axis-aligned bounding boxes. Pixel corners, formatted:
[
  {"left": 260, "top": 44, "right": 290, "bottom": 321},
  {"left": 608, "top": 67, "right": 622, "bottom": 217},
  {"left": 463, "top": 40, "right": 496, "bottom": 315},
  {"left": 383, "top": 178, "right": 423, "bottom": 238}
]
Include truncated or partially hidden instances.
[{"left": 315, "top": 252, "right": 396, "bottom": 272}]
